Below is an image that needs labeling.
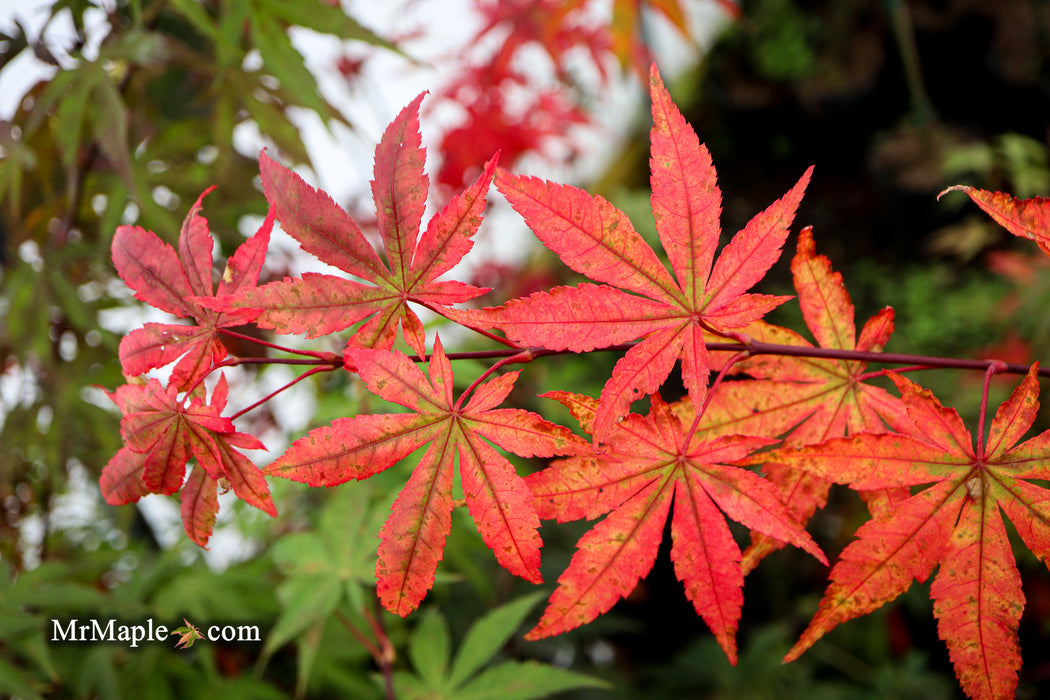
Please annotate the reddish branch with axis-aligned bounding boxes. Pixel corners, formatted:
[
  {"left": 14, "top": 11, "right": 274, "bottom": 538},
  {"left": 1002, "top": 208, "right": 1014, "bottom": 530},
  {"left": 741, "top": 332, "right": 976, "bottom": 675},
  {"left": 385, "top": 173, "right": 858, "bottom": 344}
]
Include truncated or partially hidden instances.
[
  {"left": 407, "top": 340, "right": 1047, "bottom": 378},
  {"left": 210, "top": 332, "right": 1048, "bottom": 421}
]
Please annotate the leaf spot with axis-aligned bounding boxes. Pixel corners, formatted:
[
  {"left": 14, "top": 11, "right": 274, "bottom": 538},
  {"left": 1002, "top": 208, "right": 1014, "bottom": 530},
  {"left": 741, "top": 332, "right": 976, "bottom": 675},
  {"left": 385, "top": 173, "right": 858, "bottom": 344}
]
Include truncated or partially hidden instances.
[{"left": 966, "top": 474, "right": 985, "bottom": 500}]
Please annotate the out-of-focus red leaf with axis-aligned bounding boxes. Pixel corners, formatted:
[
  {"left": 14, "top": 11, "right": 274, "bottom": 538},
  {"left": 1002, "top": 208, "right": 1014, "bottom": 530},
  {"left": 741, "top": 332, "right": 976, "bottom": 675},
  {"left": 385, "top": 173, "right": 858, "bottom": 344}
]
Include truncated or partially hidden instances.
[
  {"left": 434, "top": 0, "right": 604, "bottom": 188},
  {"left": 437, "top": 88, "right": 588, "bottom": 189},
  {"left": 471, "top": 0, "right": 609, "bottom": 82}
]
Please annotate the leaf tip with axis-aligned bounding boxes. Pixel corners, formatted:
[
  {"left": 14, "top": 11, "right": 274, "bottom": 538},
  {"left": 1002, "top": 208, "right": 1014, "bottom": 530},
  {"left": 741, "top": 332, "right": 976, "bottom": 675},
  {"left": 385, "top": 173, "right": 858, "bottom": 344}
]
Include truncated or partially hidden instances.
[
  {"left": 936, "top": 184, "right": 970, "bottom": 202},
  {"left": 796, "top": 164, "right": 815, "bottom": 193}
]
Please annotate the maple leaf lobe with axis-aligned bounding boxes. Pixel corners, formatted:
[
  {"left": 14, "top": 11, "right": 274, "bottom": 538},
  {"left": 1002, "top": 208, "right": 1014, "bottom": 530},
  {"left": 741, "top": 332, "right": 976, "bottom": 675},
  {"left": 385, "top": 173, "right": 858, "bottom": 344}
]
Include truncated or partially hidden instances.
[{"left": 525, "top": 391, "right": 823, "bottom": 661}]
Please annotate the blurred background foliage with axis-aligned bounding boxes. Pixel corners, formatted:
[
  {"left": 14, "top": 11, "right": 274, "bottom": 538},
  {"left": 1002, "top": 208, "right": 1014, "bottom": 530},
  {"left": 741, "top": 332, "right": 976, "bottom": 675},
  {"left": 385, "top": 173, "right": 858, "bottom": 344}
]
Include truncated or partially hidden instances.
[{"left": 2, "top": 0, "right": 1050, "bottom": 698}]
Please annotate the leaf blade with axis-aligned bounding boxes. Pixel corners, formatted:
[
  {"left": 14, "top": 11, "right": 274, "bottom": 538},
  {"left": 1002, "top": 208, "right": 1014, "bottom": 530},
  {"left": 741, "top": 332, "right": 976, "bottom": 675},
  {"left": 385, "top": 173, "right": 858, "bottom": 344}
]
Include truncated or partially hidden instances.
[
  {"left": 704, "top": 166, "right": 812, "bottom": 312},
  {"left": 459, "top": 435, "right": 542, "bottom": 583},
  {"left": 939, "top": 186, "right": 1050, "bottom": 256},
  {"left": 373, "top": 93, "right": 428, "bottom": 287},
  {"left": 648, "top": 65, "right": 721, "bottom": 307},
  {"left": 526, "top": 476, "right": 673, "bottom": 640},
  {"left": 448, "top": 593, "right": 545, "bottom": 688},
  {"left": 377, "top": 437, "right": 456, "bottom": 616},
  {"left": 259, "top": 150, "right": 388, "bottom": 281},
  {"left": 931, "top": 496, "right": 1023, "bottom": 700}
]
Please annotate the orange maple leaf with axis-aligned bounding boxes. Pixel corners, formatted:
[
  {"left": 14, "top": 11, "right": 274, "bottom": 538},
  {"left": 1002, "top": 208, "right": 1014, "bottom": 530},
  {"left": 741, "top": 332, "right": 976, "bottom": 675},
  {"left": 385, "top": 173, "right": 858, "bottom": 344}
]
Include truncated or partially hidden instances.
[
  {"left": 748, "top": 365, "right": 1050, "bottom": 700},
  {"left": 525, "top": 391, "right": 826, "bottom": 663},
  {"left": 112, "top": 188, "right": 273, "bottom": 390},
  {"left": 203, "top": 95, "right": 496, "bottom": 360},
  {"left": 171, "top": 619, "right": 203, "bottom": 649},
  {"left": 100, "top": 375, "right": 273, "bottom": 547}
]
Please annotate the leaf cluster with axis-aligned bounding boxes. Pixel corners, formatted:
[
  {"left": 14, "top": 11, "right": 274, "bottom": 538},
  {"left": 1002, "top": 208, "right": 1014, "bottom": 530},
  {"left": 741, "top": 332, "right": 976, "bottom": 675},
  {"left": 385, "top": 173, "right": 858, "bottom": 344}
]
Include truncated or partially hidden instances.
[{"left": 96, "top": 57, "right": 1050, "bottom": 700}]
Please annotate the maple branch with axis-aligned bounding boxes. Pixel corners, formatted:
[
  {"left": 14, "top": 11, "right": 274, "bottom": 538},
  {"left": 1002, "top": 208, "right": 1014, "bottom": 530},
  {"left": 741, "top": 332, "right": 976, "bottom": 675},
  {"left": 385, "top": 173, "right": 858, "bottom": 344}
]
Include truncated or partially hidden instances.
[
  {"left": 398, "top": 344, "right": 605, "bottom": 367},
  {"left": 364, "top": 598, "right": 397, "bottom": 700},
  {"left": 229, "top": 365, "right": 336, "bottom": 421},
  {"left": 720, "top": 340, "right": 1045, "bottom": 378},
  {"left": 215, "top": 356, "right": 342, "bottom": 368},
  {"left": 699, "top": 319, "right": 753, "bottom": 348},
  {"left": 855, "top": 364, "right": 938, "bottom": 382},
  {"left": 334, "top": 609, "right": 384, "bottom": 665},
  {"left": 176, "top": 353, "right": 342, "bottom": 414},
  {"left": 454, "top": 348, "right": 536, "bottom": 410},
  {"left": 424, "top": 340, "right": 1045, "bottom": 380},
  {"left": 335, "top": 606, "right": 396, "bottom": 700},
  {"left": 218, "top": 328, "right": 341, "bottom": 361}
]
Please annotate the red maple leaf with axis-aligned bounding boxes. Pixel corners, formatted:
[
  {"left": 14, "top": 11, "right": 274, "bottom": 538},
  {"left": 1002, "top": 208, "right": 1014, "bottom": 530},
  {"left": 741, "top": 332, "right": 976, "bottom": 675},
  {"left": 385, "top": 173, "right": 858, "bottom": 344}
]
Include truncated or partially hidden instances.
[
  {"left": 111, "top": 188, "right": 274, "bottom": 390},
  {"left": 263, "top": 337, "right": 587, "bottom": 616},
  {"left": 471, "top": 0, "right": 610, "bottom": 83},
  {"left": 100, "top": 375, "right": 274, "bottom": 547},
  {"left": 699, "top": 227, "right": 910, "bottom": 571},
  {"left": 437, "top": 88, "right": 588, "bottom": 189},
  {"left": 940, "top": 185, "right": 1050, "bottom": 257},
  {"left": 453, "top": 66, "right": 812, "bottom": 440},
  {"left": 203, "top": 94, "right": 496, "bottom": 359},
  {"left": 525, "top": 390, "right": 826, "bottom": 662},
  {"left": 748, "top": 365, "right": 1050, "bottom": 700}
]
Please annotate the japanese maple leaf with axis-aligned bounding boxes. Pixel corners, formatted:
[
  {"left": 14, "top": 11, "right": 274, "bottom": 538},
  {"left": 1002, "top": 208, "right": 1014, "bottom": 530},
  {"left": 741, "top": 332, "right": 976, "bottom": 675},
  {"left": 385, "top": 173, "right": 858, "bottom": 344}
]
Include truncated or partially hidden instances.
[
  {"left": 748, "top": 366, "right": 1050, "bottom": 700},
  {"left": 263, "top": 337, "right": 587, "bottom": 616},
  {"left": 171, "top": 619, "right": 204, "bottom": 649},
  {"left": 112, "top": 188, "right": 274, "bottom": 390},
  {"left": 699, "top": 227, "right": 909, "bottom": 571},
  {"left": 100, "top": 375, "right": 274, "bottom": 547},
  {"left": 940, "top": 185, "right": 1050, "bottom": 257},
  {"left": 203, "top": 95, "right": 495, "bottom": 359},
  {"left": 455, "top": 66, "right": 812, "bottom": 440},
  {"left": 525, "top": 391, "right": 826, "bottom": 662}
]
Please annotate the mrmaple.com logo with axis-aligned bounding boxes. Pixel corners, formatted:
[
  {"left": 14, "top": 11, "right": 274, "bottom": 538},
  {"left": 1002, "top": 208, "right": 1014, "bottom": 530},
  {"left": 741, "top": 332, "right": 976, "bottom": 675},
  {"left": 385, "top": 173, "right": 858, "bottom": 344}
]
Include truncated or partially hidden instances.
[{"left": 50, "top": 618, "right": 260, "bottom": 649}]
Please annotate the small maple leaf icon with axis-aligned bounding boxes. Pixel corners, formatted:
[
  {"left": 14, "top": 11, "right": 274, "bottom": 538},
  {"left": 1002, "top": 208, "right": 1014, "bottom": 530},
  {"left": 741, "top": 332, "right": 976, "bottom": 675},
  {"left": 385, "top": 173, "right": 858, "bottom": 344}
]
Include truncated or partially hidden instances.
[{"left": 171, "top": 619, "right": 203, "bottom": 649}]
